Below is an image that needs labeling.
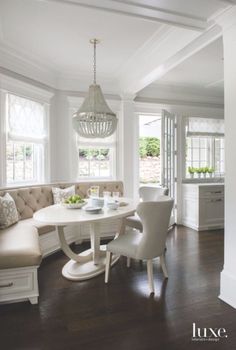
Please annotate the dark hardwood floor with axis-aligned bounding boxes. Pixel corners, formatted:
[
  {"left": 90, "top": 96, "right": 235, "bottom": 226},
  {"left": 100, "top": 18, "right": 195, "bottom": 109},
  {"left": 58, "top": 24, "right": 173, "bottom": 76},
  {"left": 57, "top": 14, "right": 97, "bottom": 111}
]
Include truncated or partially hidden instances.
[{"left": 0, "top": 226, "right": 235, "bottom": 350}]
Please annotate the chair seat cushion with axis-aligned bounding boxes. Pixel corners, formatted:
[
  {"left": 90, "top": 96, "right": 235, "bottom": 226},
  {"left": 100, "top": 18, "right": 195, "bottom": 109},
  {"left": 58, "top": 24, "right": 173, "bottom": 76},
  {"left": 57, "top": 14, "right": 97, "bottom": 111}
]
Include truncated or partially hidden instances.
[
  {"left": 0, "top": 221, "right": 42, "bottom": 269},
  {"left": 125, "top": 215, "right": 143, "bottom": 232},
  {"left": 107, "top": 230, "right": 142, "bottom": 258}
]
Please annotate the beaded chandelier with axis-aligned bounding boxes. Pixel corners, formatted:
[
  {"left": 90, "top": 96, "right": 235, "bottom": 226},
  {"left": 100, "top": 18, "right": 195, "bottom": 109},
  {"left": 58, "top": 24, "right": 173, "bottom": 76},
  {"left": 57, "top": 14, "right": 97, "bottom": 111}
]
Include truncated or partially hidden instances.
[{"left": 73, "top": 39, "right": 117, "bottom": 138}]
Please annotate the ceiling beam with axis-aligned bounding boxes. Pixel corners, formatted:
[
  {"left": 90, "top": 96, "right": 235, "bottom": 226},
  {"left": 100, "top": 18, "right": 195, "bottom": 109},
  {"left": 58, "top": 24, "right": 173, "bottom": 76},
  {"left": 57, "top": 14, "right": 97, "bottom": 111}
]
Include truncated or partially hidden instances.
[
  {"left": 218, "top": 0, "right": 236, "bottom": 4},
  {"left": 43, "top": 0, "right": 207, "bottom": 31},
  {"left": 118, "top": 24, "right": 222, "bottom": 94}
]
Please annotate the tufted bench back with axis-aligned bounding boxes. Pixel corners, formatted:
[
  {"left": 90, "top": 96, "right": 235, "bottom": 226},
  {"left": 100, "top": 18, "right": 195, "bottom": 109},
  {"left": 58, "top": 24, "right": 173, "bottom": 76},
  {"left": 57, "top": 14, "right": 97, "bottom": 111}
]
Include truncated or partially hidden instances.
[{"left": 0, "top": 181, "right": 124, "bottom": 220}]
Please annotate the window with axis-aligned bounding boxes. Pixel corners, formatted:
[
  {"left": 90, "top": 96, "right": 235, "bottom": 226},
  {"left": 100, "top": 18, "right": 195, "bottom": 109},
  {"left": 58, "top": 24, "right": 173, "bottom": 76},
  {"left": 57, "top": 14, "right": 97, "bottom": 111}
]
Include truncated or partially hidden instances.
[
  {"left": 77, "top": 135, "right": 116, "bottom": 179},
  {"left": 185, "top": 117, "right": 224, "bottom": 179},
  {"left": 6, "top": 93, "right": 47, "bottom": 184},
  {"left": 139, "top": 115, "right": 161, "bottom": 185}
]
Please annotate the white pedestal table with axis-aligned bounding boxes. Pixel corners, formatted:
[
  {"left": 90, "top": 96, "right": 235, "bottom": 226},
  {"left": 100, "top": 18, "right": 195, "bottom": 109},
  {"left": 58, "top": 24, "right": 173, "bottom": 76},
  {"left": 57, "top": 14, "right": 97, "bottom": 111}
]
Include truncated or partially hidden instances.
[{"left": 34, "top": 199, "right": 135, "bottom": 281}]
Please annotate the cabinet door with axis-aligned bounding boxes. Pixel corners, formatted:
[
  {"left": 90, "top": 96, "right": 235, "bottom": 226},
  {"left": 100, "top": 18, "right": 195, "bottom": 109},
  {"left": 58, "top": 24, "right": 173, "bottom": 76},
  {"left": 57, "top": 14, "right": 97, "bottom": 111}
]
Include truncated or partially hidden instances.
[{"left": 199, "top": 197, "right": 224, "bottom": 229}]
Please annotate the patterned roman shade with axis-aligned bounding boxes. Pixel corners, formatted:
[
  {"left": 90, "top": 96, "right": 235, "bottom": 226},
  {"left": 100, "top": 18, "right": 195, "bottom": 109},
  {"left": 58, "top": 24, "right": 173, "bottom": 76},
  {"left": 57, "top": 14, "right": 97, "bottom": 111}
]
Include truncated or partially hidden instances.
[{"left": 186, "top": 117, "right": 224, "bottom": 137}]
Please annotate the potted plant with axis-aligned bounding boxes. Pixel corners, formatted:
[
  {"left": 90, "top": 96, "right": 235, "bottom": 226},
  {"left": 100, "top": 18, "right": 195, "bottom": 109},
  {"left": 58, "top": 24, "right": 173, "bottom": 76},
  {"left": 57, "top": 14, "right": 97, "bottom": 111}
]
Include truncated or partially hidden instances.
[
  {"left": 207, "top": 167, "right": 214, "bottom": 178},
  {"left": 202, "top": 167, "right": 208, "bottom": 178},
  {"left": 196, "top": 167, "right": 202, "bottom": 178},
  {"left": 188, "top": 166, "right": 195, "bottom": 179}
]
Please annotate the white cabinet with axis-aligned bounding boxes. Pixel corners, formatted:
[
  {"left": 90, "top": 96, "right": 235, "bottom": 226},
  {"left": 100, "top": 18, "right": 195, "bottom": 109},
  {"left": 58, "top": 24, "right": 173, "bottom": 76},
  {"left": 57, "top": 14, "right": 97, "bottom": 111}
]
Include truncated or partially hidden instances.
[{"left": 182, "top": 184, "right": 224, "bottom": 231}]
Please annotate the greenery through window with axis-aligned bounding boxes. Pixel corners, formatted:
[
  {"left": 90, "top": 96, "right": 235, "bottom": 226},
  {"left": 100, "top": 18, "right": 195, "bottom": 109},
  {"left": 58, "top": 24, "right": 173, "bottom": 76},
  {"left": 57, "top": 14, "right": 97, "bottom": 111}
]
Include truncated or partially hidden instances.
[
  {"left": 78, "top": 148, "right": 113, "bottom": 178},
  {"left": 186, "top": 137, "right": 224, "bottom": 178},
  {"left": 139, "top": 114, "right": 162, "bottom": 185}
]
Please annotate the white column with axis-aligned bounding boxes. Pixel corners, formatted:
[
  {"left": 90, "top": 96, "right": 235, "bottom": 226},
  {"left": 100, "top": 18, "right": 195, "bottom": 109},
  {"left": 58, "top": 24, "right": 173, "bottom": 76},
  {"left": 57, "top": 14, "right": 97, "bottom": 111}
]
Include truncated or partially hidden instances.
[
  {"left": 120, "top": 95, "right": 139, "bottom": 199},
  {"left": 50, "top": 91, "right": 71, "bottom": 182},
  {"left": 216, "top": 7, "right": 236, "bottom": 309}
]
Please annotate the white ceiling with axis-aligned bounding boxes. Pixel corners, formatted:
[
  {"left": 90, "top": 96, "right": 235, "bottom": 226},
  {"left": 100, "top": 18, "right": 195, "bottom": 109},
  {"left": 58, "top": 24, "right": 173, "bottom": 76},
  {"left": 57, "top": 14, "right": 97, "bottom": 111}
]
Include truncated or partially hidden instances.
[
  {"left": 155, "top": 37, "right": 224, "bottom": 93},
  {"left": 0, "top": 0, "right": 232, "bottom": 96},
  {"left": 0, "top": 0, "right": 161, "bottom": 77}
]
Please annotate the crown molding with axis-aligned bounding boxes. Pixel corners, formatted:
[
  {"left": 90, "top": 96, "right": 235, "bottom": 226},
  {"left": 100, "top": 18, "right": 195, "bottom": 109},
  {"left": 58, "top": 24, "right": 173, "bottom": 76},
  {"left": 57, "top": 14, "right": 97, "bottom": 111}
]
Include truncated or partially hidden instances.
[
  {"left": 214, "top": 5, "right": 236, "bottom": 31},
  {"left": 135, "top": 96, "right": 224, "bottom": 110},
  {"left": 0, "top": 41, "right": 57, "bottom": 88},
  {"left": 138, "top": 81, "right": 224, "bottom": 106},
  {"left": 145, "top": 81, "right": 224, "bottom": 97},
  {"left": 0, "top": 74, "right": 54, "bottom": 103}
]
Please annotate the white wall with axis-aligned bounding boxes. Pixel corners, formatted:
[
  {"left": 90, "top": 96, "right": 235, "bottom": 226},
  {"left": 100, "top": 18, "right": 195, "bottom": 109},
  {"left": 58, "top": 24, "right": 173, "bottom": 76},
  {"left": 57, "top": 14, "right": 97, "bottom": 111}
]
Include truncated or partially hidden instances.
[
  {"left": 0, "top": 69, "right": 224, "bottom": 208},
  {"left": 216, "top": 7, "right": 236, "bottom": 309}
]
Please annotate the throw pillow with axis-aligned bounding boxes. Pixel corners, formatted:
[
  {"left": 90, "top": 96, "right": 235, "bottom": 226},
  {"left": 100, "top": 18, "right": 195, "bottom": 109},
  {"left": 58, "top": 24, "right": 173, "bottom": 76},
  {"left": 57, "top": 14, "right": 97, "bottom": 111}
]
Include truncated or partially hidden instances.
[
  {"left": 0, "top": 193, "right": 19, "bottom": 229},
  {"left": 52, "top": 185, "right": 75, "bottom": 204}
]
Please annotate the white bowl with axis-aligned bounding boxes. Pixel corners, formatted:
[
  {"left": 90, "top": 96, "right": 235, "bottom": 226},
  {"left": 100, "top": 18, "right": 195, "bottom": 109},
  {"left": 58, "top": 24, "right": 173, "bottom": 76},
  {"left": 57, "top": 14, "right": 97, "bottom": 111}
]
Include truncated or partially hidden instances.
[
  {"left": 90, "top": 197, "right": 104, "bottom": 208},
  {"left": 62, "top": 202, "right": 86, "bottom": 209},
  {"left": 107, "top": 201, "right": 119, "bottom": 210}
]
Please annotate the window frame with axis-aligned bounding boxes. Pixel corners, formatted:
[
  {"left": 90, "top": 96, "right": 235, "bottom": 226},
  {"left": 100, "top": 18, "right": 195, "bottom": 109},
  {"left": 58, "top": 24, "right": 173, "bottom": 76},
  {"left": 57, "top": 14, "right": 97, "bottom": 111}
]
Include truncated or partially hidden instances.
[
  {"left": 68, "top": 97, "right": 119, "bottom": 182},
  {"left": 77, "top": 137, "right": 117, "bottom": 181},
  {"left": 183, "top": 117, "right": 225, "bottom": 181},
  {"left": 0, "top": 77, "right": 52, "bottom": 188}
]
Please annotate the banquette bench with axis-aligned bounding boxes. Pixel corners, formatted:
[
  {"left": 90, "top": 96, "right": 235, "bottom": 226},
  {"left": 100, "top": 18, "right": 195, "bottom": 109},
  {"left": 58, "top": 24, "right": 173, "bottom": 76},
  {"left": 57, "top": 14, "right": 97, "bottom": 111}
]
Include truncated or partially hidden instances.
[{"left": 0, "top": 181, "right": 124, "bottom": 305}]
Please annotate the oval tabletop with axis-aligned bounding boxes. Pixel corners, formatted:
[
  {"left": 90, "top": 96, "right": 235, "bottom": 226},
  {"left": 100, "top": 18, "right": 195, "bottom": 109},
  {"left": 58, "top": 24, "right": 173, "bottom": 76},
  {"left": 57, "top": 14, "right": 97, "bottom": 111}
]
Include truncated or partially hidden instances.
[{"left": 33, "top": 198, "right": 136, "bottom": 226}]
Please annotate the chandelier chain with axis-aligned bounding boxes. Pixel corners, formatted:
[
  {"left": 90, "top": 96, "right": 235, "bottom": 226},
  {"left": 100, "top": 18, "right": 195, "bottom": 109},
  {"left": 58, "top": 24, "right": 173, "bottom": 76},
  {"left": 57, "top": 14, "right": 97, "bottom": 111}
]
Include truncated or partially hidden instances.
[{"left": 93, "top": 40, "right": 96, "bottom": 84}]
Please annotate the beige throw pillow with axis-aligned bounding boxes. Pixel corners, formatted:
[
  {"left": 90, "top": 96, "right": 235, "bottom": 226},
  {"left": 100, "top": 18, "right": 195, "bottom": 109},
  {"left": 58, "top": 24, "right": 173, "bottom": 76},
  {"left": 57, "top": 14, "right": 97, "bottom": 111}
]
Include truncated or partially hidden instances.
[
  {"left": 0, "top": 193, "right": 19, "bottom": 229},
  {"left": 52, "top": 185, "right": 75, "bottom": 204}
]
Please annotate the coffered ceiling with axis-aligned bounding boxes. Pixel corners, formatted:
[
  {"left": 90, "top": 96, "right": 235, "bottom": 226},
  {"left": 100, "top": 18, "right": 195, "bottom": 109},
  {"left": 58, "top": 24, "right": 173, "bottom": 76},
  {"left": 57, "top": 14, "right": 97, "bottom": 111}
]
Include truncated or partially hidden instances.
[
  {"left": 0, "top": 0, "right": 233, "bottom": 95},
  {"left": 152, "top": 37, "right": 224, "bottom": 93}
]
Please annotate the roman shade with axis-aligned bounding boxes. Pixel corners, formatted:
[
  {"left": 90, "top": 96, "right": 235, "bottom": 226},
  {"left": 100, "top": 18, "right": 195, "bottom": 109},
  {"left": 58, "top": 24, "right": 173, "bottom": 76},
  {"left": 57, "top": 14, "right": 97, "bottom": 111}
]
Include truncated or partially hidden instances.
[{"left": 186, "top": 117, "right": 224, "bottom": 137}]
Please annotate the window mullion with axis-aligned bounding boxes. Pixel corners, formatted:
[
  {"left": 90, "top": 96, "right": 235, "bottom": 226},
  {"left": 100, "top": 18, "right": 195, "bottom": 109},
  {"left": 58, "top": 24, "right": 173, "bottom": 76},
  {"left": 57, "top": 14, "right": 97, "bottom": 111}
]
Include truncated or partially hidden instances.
[{"left": 13, "top": 143, "right": 15, "bottom": 181}]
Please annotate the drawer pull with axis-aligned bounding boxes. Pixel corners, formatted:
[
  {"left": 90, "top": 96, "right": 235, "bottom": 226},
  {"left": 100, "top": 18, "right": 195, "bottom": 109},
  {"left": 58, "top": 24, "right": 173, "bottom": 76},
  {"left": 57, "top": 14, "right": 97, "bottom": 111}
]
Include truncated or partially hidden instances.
[
  {"left": 0, "top": 282, "right": 13, "bottom": 288},
  {"left": 211, "top": 191, "right": 222, "bottom": 194},
  {"left": 210, "top": 199, "right": 223, "bottom": 202}
]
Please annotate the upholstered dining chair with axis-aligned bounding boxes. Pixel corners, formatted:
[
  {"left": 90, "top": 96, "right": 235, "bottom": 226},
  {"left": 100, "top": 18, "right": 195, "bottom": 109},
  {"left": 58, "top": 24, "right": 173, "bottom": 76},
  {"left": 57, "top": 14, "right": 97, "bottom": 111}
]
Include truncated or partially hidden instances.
[
  {"left": 105, "top": 197, "right": 174, "bottom": 294},
  {"left": 125, "top": 186, "right": 169, "bottom": 232}
]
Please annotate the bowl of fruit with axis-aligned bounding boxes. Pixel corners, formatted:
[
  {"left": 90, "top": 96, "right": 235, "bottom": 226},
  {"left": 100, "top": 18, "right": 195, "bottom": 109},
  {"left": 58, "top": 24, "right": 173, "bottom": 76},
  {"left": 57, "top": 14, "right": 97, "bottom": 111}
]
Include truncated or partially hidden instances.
[{"left": 63, "top": 195, "right": 86, "bottom": 209}]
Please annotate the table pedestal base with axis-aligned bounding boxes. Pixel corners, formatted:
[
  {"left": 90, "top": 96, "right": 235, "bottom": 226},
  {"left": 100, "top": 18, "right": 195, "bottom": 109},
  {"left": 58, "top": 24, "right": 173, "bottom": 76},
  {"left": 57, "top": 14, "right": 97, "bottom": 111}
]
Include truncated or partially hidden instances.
[{"left": 61, "top": 245, "right": 119, "bottom": 281}]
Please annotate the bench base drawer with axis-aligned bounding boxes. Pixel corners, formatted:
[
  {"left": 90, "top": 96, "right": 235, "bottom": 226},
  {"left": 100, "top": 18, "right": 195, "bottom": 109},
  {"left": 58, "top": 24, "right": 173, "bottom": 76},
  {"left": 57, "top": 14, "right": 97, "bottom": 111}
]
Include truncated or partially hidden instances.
[{"left": 0, "top": 266, "right": 39, "bottom": 305}]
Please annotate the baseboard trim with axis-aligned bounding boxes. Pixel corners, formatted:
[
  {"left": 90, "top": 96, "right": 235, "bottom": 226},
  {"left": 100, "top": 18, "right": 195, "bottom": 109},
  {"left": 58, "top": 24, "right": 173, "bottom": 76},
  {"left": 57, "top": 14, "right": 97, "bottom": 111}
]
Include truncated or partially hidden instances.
[{"left": 219, "top": 269, "right": 236, "bottom": 309}]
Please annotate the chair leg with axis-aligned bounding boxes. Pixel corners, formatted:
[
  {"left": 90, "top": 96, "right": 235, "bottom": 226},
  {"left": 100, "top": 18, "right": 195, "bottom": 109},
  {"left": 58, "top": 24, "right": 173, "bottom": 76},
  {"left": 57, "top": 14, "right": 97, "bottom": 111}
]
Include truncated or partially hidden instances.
[
  {"left": 147, "top": 259, "right": 155, "bottom": 294},
  {"left": 160, "top": 254, "right": 168, "bottom": 278},
  {"left": 127, "top": 257, "right": 131, "bottom": 268},
  {"left": 105, "top": 251, "right": 112, "bottom": 283}
]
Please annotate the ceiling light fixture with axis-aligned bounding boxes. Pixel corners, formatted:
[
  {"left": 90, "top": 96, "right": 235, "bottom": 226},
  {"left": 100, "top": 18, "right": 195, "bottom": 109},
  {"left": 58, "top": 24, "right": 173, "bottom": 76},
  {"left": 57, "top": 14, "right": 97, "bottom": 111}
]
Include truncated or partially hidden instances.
[{"left": 73, "top": 39, "right": 117, "bottom": 138}]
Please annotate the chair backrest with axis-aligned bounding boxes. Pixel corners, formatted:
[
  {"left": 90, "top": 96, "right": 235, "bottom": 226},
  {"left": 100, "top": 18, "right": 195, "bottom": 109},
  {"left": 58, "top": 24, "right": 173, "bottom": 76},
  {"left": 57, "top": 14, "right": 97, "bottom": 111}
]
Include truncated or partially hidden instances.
[
  {"left": 139, "top": 186, "right": 169, "bottom": 202},
  {"left": 135, "top": 197, "right": 174, "bottom": 260}
]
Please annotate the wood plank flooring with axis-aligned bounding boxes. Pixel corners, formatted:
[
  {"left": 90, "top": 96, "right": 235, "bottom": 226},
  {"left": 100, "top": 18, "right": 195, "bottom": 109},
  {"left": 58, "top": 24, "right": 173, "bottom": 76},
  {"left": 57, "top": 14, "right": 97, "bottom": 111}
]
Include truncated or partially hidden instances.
[{"left": 0, "top": 226, "right": 235, "bottom": 350}]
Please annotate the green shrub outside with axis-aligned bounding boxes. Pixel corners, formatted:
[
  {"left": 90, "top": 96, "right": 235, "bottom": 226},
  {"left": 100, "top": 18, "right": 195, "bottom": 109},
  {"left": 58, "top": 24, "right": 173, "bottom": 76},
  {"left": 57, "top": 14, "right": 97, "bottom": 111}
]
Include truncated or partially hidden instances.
[{"left": 139, "top": 137, "right": 160, "bottom": 158}]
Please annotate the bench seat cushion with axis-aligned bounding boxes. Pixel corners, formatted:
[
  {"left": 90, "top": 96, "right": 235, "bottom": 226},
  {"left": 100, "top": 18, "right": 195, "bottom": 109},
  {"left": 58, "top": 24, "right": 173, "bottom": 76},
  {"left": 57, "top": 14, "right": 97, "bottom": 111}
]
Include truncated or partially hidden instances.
[
  {"left": 0, "top": 222, "right": 42, "bottom": 269},
  {"left": 24, "top": 218, "right": 55, "bottom": 236}
]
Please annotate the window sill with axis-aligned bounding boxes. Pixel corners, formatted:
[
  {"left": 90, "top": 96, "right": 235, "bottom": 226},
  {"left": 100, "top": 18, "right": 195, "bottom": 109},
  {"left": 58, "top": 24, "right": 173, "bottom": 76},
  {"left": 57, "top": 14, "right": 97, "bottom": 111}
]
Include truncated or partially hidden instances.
[
  {"left": 182, "top": 177, "right": 224, "bottom": 184},
  {"left": 1, "top": 181, "right": 46, "bottom": 190},
  {"left": 78, "top": 177, "right": 116, "bottom": 182}
]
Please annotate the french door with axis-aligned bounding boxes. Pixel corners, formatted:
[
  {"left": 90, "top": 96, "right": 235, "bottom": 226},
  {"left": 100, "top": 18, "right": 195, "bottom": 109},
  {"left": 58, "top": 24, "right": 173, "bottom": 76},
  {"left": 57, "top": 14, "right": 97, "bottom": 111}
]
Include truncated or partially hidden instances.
[{"left": 161, "top": 110, "right": 176, "bottom": 224}]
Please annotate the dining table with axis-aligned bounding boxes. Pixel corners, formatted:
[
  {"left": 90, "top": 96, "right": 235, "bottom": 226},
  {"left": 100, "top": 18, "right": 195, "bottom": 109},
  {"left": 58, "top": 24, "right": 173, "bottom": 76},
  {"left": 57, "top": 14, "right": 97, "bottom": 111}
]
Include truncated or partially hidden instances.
[{"left": 33, "top": 198, "right": 136, "bottom": 281}]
